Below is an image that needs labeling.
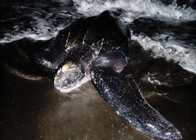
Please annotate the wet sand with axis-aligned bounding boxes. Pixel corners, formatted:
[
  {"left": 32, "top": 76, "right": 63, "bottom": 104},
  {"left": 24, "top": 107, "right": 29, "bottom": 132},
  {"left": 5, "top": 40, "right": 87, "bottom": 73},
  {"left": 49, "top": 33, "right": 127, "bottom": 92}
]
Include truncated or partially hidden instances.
[{"left": 1, "top": 39, "right": 196, "bottom": 140}]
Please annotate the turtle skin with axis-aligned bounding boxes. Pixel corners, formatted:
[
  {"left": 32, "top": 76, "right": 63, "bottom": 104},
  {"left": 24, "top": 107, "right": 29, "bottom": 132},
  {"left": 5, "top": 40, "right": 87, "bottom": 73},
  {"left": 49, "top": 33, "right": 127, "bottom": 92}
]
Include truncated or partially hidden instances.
[{"left": 31, "top": 11, "right": 182, "bottom": 139}]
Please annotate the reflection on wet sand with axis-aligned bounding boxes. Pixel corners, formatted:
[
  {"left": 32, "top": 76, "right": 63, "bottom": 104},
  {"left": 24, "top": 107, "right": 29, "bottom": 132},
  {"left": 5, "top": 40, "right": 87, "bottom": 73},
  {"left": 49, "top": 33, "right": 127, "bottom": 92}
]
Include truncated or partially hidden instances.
[{"left": 1, "top": 39, "right": 196, "bottom": 140}]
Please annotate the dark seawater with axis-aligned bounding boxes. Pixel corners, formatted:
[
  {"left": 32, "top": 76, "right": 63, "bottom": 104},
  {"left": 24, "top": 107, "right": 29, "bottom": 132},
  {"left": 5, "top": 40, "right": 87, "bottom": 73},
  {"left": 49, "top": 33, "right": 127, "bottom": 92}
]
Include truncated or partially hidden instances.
[{"left": 1, "top": 0, "right": 196, "bottom": 140}]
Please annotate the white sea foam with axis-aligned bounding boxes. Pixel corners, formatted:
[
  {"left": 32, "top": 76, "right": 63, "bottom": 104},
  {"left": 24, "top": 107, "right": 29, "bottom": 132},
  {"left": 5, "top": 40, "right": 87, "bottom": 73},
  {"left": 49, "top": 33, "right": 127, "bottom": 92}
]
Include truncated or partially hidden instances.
[
  {"left": 0, "top": 0, "right": 195, "bottom": 74},
  {"left": 1, "top": 0, "right": 195, "bottom": 43},
  {"left": 132, "top": 34, "right": 196, "bottom": 74},
  {"left": 73, "top": 0, "right": 196, "bottom": 21},
  {"left": 0, "top": 17, "right": 64, "bottom": 43}
]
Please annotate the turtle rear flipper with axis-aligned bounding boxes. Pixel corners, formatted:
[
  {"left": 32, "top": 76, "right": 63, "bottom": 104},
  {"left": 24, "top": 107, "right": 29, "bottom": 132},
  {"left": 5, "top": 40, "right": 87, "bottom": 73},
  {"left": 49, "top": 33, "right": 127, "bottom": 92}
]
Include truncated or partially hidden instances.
[{"left": 90, "top": 54, "right": 182, "bottom": 139}]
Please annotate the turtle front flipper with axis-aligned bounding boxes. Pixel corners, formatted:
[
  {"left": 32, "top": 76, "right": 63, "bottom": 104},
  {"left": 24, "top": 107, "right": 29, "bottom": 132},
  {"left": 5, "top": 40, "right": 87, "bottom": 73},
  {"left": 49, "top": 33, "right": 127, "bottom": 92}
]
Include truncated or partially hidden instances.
[
  {"left": 90, "top": 53, "right": 182, "bottom": 140},
  {"left": 31, "top": 37, "right": 67, "bottom": 69}
]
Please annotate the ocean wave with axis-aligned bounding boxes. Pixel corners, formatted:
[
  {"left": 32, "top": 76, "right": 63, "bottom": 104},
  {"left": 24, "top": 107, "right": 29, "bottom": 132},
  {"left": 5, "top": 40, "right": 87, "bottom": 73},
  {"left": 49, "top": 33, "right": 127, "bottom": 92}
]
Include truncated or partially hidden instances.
[{"left": 0, "top": 0, "right": 195, "bottom": 74}]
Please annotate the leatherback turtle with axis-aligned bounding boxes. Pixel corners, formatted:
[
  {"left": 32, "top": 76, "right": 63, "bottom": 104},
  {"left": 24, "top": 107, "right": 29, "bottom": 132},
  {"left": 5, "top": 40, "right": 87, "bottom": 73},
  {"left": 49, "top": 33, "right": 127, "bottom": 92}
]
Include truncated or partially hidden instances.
[{"left": 31, "top": 11, "right": 182, "bottom": 139}]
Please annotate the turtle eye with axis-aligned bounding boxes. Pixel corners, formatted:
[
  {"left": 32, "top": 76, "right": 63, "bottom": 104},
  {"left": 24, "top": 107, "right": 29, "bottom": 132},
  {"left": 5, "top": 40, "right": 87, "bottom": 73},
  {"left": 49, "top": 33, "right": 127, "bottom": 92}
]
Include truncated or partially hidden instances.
[{"left": 54, "top": 61, "right": 85, "bottom": 93}]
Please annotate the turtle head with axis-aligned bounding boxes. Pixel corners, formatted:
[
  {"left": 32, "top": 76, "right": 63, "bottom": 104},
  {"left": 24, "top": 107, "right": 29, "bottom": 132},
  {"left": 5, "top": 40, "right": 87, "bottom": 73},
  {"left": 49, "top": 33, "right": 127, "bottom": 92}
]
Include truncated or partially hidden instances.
[{"left": 54, "top": 61, "right": 90, "bottom": 93}]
